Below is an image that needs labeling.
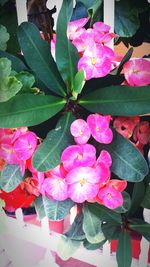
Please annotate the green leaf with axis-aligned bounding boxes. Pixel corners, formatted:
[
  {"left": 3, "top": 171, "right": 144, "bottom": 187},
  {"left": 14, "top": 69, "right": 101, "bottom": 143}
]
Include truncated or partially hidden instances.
[
  {"left": 102, "top": 221, "right": 121, "bottom": 240},
  {"left": 0, "top": 24, "right": 9, "bottom": 51},
  {"left": 141, "top": 184, "right": 150, "bottom": 209},
  {"left": 100, "top": 129, "right": 148, "bottom": 182},
  {"left": 130, "top": 223, "right": 150, "bottom": 234},
  {"left": 83, "top": 239, "right": 106, "bottom": 250},
  {"left": 32, "top": 112, "right": 74, "bottom": 172},
  {"left": 17, "top": 22, "right": 66, "bottom": 97},
  {"left": 129, "top": 219, "right": 150, "bottom": 242},
  {"left": 0, "top": 51, "right": 27, "bottom": 72},
  {"left": 87, "top": 202, "right": 121, "bottom": 223},
  {"left": 127, "top": 181, "right": 145, "bottom": 216},
  {"left": 116, "top": 231, "right": 132, "bottom": 267},
  {"left": 110, "top": 47, "right": 133, "bottom": 75},
  {"left": 114, "top": 191, "right": 131, "bottom": 213},
  {"left": 43, "top": 196, "right": 74, "bottom": 221},
  {"left": 57, "top": 235, "right": 80, "bottom": 260},
  {"left": 0, "top": 57, "right": 22, "bottom": 102},
  {"left": 83, "top": 202, "right": 105, "bottom": 244},
  {"left": 56, "top": 0, "right": 79, "bottom": 89},
  {"left": 80, "top": 85, "right": 150, "bottom": 116},
  {"left": 71, "top": 69, "right": 85, "bottom": 100},
  {"left": 0, "top": 164, "right": 23, "bottom": 192},
  {"left": 16, "top": 71, "right": 36, "bottom": 94},
  {"left": 115, "top": 1, "right": 140, "bottom": 37},
  {"left": 0, "top": 94, "right": 65, "bottom": 128},
  {"left": 65, "top": 212, "right": 85, "bottom": 240},
  {"left": 88, "top": 0, "right": 103, "bottom": 25},
  {"left": 0, "top": 5, "right": 19, "bottom": 54},
  {"left": 34, "top": 196, "right": 46, "bottom": 220}
]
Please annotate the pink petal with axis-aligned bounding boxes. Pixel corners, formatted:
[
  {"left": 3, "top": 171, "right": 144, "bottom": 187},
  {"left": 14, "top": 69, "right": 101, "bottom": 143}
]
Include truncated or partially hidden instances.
[
  {"left": 98, "top": 186, "right": 123, "bottom": 209},
  {"left": 43, "top": 177, "right": 68, "bottom": 201},
  {"left": 70, "top": 119, "right": 91, "bottom": 144},
  {"left": 14, "top": 132, "right": 37, "bottom": 160},
  {"left": 66, "top": 166, "right": 100, "bottom": 184},
  {"left": 97, "top": 150, "right": 112, "bottom": 167}
]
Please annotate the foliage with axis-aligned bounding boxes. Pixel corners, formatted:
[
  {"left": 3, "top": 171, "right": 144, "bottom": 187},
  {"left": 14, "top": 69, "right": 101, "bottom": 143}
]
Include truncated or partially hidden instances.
[{"left": 0, "top": 1, "right": 150, "bottom": 267}]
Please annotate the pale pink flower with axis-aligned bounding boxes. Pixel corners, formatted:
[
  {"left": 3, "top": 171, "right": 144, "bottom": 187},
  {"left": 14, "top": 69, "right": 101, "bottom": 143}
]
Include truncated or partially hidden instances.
[
  {"left": 14, "top": 132, "right": 37, "bottom": 160},
  {"left": 66, "top": 166, "right": 100, "bottom": 203},
  {"left": 87, "top": 114, "right": 113, "bottom": 144},
  {"left": 50, "top": 33, "right": 56, "bottom": 60},
  {"left": 70, "top": 119, "right": 91, "bottom": 144},
  {"left": 78, "top": 43, "right": 114, "bottom": 80},
  {"left": 98, "top": 185, "right": 123, "bottom": 209},
  {"left": 123, "top": 58, "right": 150, "bottom": 86},
  {"left": 61, "top": 144, "right": 96, "bottom": 171},
  {"left": 42, "top": 176, "right": 68, "bottom": 201},
  {"left": 67, "top": 17, "right": 89, "bottom": 40},
  {"left": 72, "top": 30, "right": 95, "bottom": 53}
]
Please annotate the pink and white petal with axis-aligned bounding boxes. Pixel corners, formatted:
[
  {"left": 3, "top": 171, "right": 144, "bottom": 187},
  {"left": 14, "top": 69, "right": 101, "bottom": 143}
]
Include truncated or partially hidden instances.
[
  {"left": 68, "top": 182, "right": 99, "bottom": 203},
  {"left": 43, "top": 177, "right": 68, "bottom": 201}
]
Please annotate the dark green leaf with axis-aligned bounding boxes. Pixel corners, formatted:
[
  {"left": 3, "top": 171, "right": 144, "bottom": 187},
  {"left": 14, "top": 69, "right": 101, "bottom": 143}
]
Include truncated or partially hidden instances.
[
  {"left": 114, "top": 191, "right": 131, "bottom": 213},
  {"left": 84, "top": 202, "right": 121, "bottom": 224},
  {"left": 88, "top": 0, "right": 103, "bottom": 25},
  {"left": 110, "top": 47, "right": 133, "bottom": 75},
  {"left": 0, "top": 164, "right": 23, "bottom": 192},
  {"left": 18, "top": 22, "right": 66, "bottom": 96},
  {"left": 115, "top": 1, "right": 140, "bottom": 37},
  {"left": 16, "top": 71, "right": 37, "bottom": 94},
  {"left": 0, "top": 5, "right": 19, "bottom": 54},
  {"left": 101, "top": 129, "right": 148, "bottom": 182},
  {"left": 0, "top": 24, "right": 9, "bottom": 51},
  {"left": 127, "top": 181, "right": 145, "bottom": 216},
  {"left": 80, "top": 85, "right": 150, "bottom": 116},
  {"left": 56, "top": 0, "right": 79, "bottom": 89},
  {"left": 0, "top": 51, "right": 27, "bottom": 72},
  {"left": 34, "top": 196, "right": 46, "bottom": 220},
  {"left": 65, "top": 212, "right": 85, "bottom": 240},
  {"left": 32, "top": 112, "right": 74, "bottom": 172},
  {"left": 129, "top": 219, "right": 150, "bottom": 242},
  {"left": 43, "top": 196, "right": 74, "bottom": 221},
  {"left": 102, "top": 221, "right": 121, "bottom": 240},
  {"left": 57, "top": 235, "right": 80, "bottom": 260},
  {"left": 141, "top": 184, "right": 150, "bottom": 209},
  {"left": 0, "top": 94, "right": 65, "bottom": 128},
  {"left": 83, "top": 202, "right": 105, "bottom": 243},
  {"left": 116, "top": 231, "right": 132, "bottom": 267},
  {"left": 83, "top": 239, "right": 106, "bottom": 250}
]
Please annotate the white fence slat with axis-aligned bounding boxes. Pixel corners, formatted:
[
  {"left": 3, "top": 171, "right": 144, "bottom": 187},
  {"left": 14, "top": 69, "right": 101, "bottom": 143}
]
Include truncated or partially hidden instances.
[{"left": 15, "top": 0, "right": 28, "bottom": 25}]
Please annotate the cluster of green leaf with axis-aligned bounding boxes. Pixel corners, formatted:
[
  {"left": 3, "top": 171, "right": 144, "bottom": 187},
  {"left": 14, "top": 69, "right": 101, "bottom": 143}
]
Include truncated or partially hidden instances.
[{"left": 0, "top": 1, "right": 150, "bottom": 266}]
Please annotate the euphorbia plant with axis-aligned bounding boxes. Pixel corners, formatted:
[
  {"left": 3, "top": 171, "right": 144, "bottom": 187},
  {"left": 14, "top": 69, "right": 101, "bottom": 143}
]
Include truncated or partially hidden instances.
[{"left": 0, "top": 1, "right": 150, "bottom": 266}]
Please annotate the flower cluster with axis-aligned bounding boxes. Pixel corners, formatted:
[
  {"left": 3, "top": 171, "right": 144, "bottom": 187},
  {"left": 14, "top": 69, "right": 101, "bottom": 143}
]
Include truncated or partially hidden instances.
[
  {"left": 52, "top": 18, "right": 150, "bottom": 84},
  {"left": 113, "top": 116, "right": 150, "bottom": 154},
  {"left": 0, "top": 114, "right": 127, "bottom": 211},
  {"left": 39, "top": 114, "right": 126, "bottom": 209},
  {"left": 0, "top": 127, "right": 41, "bottom": 211}
]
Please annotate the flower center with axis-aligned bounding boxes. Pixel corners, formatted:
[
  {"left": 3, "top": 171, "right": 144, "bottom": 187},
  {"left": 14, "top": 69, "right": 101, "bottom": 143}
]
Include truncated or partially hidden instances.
[
  {"left": 133, "top": 69, "right": 139, "bottom": 74},
  {"left": 91, "top": 57, "right": 97, "bottom": 65},
  {"left": 80, "top": 178, "right": 85, "bottom": 186},
  {"left": 79, "top": 129, "right": 83, "bottom": 136},
  {"left": 96, "top": 126, "right": 100, "bottom": 132},
  {"left": 77, "top": 154, "right": 83, "bottom": 160},
  {"left": 107, "top": 193, "right": 112, "bottom": 198}
]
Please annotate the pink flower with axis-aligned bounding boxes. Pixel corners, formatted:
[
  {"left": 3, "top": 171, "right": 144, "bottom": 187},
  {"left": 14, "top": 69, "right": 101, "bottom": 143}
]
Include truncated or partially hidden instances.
[
  {"left": 93, "top": 22, "right": 111, "bottom": 33},
  {"left": 70, "top": 119, "right": 91, "bottom": 144},
  {"left": 133, "top": 121, "right": 150, "bottom": 145},
  {"left": 61, "top": 144, "right": 96, "bottom": 171},
  {"left": 98, "top": 185, "right": 123, "bottom": 209},
  {"left": 96, "top": 150, "right": 112, "bottom": 167},
  {"left": 14, "top": 131, "right": 37, "bottom": 160},
  {"left": 72, "top": 30, "right": 95, "bottom": 53},
  {"left": 42, "top": 176, "right": 68, "bottom": 201},
  {"left": 113, "top": 116, "right": 140, "bottom": 139},
  {"left": 67, "top": 17, "right": 89, "bottom": 40},
  {"left": 87, "top": 114, "right": 113, "bottom": 144},
  {"left": 78, "top": 44, "right": 114, "bottom": 80},
  {"left": 96, "top": 162, "right": 110, "bottom": 184},
  {"left": 66, "top": 166, "right": 100, "bottom": 203},
  {"left": 123, "top": 59, "right": 150, "bottom": 86}
]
